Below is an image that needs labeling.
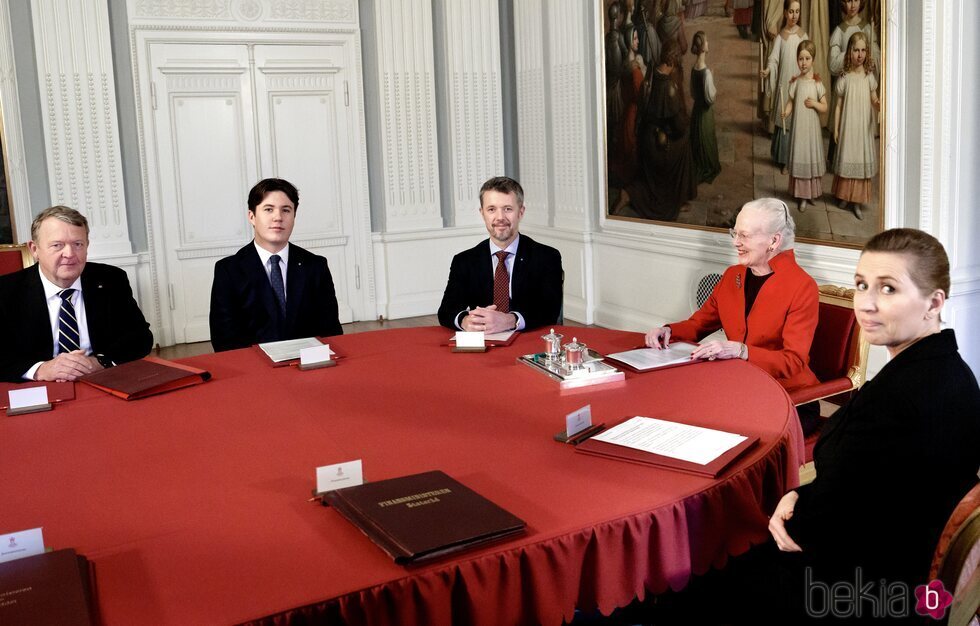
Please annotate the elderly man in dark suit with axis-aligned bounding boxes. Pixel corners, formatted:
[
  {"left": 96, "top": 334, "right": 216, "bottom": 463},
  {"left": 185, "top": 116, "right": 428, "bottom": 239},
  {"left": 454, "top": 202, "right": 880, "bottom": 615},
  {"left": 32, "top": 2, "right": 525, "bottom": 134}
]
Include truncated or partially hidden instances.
[
  {"left": 438, "top": 176, "right": 563, "bottom": 333},
  {"left": 209, "top": 178, "right": 343, "bottom": 352},
  {"left": 0, "top": 206, "right": 153, "bottom": 382}
]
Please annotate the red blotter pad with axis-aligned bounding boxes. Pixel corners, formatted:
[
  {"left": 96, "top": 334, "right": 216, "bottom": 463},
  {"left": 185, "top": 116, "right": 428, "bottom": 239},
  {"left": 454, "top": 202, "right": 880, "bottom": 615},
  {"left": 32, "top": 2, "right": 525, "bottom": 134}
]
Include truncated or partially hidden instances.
[
  {"left": 79, "top": 356, "right": 211, "bottom": 400},
  {"left": 323, "top": 470, "right": 526, "bottom": 565},
  {"left": 575, "top": 417, "right": 759, "bottom": 478}
]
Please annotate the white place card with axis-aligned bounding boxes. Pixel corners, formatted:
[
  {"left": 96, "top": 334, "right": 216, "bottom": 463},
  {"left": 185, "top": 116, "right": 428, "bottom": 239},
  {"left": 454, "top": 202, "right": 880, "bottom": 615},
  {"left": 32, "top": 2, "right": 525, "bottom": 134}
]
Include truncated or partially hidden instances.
[
  {"left": 453, "top": 332, "right": 486, "bottom": 349},
  {"left": 8, "top": 386, "right": 49, "bottom": 412},
  {"left": 300, "top": 344, "right": 334, "bottom": 366},
  {"left": 566, "top": 404, "right": 593, "bottom": 438},
  {"left": 316, "top": 459, "right": 364, "bottom": 495},
  {"left": 0, "top": 527, "right": 45, "bottom": 563}
]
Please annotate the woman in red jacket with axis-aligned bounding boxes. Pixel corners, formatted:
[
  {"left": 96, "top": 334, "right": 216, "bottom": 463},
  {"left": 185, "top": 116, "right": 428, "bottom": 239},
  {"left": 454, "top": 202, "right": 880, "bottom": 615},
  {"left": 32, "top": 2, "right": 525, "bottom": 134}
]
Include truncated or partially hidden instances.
[{"left": 645, "top": 197, "right": 821, "bottom": 429}]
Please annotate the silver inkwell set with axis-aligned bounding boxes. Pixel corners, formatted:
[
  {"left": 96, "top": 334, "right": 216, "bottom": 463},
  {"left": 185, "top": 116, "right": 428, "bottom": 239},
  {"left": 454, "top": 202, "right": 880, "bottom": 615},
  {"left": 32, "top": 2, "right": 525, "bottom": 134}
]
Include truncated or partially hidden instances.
[{"left": 518, "top": 329, "right": 625, "bottom": 389}]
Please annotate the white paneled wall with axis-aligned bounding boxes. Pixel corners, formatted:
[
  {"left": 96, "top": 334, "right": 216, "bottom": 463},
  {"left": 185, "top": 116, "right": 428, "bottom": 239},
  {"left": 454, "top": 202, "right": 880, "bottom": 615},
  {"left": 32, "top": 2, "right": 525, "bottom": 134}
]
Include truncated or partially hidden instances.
[
  {"left": 371, "top": 0, "right": 442, "bottom": 232},
  {"left": 437, "top": 0, "right": 504, "bottom": 228},
  {"left": 513, "top": 0, "right": 549, "bottom": 228},
  {"left": 372, "top": 227, "right": 485, "bottom": 320},
  {"left": 31, "top": 0, "right": 132, "bottom": 257},
  {"left": 546, "top": 1, "right": 592, "bottom": 232},
  {"left": 368, "top": 0, "right": 510, "bottom": 319}
]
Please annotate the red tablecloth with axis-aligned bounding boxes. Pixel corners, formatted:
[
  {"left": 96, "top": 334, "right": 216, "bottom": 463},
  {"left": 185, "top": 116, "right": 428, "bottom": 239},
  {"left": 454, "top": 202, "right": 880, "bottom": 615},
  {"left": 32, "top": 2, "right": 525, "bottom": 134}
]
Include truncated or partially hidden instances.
[{"left": 0, "top": 326, "right": 803, "bottom": 625}]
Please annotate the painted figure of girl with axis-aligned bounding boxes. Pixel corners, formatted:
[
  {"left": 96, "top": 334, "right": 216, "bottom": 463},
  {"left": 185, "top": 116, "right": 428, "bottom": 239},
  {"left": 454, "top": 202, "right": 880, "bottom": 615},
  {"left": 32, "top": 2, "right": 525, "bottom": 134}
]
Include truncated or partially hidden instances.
[
  {"left": 827, "top": 0, "right": 879, "bottom": 161},
  {"left": 690, "top": 31, "right": 720, "bottom": 184},
  {"left": 832, "top": 31, "right": 879, "bottom": 220},
  {"left": 783, "top": 40, "right": 827, "bottom": 211},
  {"left": 760, "top": 0, "right": 808, "bottom": 174}
]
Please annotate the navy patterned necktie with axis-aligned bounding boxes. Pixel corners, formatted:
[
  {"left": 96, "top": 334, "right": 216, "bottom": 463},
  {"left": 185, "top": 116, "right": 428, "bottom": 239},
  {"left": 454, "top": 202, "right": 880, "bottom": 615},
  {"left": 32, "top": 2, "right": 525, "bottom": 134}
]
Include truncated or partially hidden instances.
[
  {"left": 57, "top": 289, "right": 80, "bottom": 354},
  {"left": 268, "top": 254, "right": 286, "bottom": 315},
  {"left": 493, "top": 250, "right": 510, "bottom": 313}
]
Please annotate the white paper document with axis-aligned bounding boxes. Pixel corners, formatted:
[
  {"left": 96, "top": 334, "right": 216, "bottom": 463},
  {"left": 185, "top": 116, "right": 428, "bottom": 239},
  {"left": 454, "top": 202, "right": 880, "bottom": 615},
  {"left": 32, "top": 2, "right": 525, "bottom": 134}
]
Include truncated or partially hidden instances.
[
  {"left": 592, "top": 416, "right": 747, "bottom": 465},
  {"left": 605, "top": 343, "right": 697, "bottom": 371},
  {"left": 258, "top": 337, "right": 324, "bottom": 362}
]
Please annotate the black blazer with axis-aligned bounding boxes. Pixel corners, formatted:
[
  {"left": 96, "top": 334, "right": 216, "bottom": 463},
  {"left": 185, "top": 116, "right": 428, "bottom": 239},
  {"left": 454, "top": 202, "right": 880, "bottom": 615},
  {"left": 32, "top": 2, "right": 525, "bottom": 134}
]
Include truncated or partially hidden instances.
[
  {"left": 437, "top": 234, "right": 563, "bottom": 331},
  {"left": 786, "top": 330, "right": 980, "bottom": 587},
  {"left": 0, "top": 263, "right": 153, "bottom": 382},
  {"left": 209, "top": 243, "right": 343, "bottom": 352}
]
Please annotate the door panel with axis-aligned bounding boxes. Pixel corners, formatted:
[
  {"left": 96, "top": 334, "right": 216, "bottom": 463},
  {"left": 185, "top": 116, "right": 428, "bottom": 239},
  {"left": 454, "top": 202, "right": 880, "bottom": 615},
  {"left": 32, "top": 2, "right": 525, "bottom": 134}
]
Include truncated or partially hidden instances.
[
  {"left": 171, "top": 94, "right": 253, "bottom": 245},
  {"left": 252, "top": 44, "right": 358, "bottom": 323},
  {"left": 146, "top": 41, "right": 363, "bottom": 344},
  {"left": 150, "top": 43, "right": 257, "bottom": 343}
]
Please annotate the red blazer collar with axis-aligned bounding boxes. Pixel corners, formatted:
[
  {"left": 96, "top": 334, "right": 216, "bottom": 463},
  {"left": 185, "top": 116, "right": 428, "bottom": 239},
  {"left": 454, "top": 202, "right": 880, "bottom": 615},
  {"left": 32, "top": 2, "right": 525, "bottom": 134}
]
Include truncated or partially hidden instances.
[{"left": 767, "top": 249, "right": 797, "bottom": 273}]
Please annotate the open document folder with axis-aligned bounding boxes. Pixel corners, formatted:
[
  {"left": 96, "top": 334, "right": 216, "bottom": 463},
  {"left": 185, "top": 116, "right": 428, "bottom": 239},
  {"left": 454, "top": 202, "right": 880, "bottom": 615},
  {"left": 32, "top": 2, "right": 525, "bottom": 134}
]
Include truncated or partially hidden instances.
[
  {"left": 575, "top": 416, "right": 758, "bottom": 477},
  {"left": 604, "top": 342, "right": 700, "bottom": 373}
]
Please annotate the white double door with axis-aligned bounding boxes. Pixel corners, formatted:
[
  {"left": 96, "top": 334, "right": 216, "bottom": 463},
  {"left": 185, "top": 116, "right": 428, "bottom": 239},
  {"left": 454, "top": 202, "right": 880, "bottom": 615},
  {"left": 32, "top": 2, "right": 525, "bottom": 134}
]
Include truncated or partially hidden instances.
[{"left": 142, "top": 39, "right": 370, "bottom": 345}]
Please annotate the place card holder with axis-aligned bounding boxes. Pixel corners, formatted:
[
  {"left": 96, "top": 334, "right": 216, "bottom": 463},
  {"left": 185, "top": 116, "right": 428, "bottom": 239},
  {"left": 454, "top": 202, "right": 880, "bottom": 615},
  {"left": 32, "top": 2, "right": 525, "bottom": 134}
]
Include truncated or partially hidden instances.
[
  {"left": 6, "top": 401, "right": 53, "bottom": 417},
  {"left": 552, "top": 423, "right": 605, "bottom": 446}
]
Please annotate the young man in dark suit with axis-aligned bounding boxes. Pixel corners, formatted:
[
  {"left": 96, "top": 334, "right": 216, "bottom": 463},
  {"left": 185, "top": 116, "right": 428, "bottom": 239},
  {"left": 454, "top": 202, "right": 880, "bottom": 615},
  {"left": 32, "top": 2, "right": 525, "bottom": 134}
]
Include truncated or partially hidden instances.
[
  {"left": 209, "top": 178, "right": 343, "bottom": 352},
  {"left": 0, "top": 206, "right": 153, "bottom": 382},
  {"left": 438, "top": 176, "right": 563, "bottom": 333}
]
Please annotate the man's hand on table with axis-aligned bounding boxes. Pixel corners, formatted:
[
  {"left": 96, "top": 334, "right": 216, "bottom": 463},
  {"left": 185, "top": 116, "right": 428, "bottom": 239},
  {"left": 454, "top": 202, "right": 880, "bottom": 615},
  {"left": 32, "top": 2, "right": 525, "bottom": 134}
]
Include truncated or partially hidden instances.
[
  {"left": 35, "top": 350, "right": 103, "bottom": 382},
  {"left": 461, "top": 306, "right": 518, "bottom": 334}
]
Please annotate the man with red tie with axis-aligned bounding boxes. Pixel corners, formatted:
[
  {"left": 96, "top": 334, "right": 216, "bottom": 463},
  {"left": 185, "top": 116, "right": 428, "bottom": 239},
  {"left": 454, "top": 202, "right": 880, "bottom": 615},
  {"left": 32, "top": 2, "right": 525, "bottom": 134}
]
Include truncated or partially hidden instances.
[{"left": 437, "top": 176, "right": 563, "bottom": 334}]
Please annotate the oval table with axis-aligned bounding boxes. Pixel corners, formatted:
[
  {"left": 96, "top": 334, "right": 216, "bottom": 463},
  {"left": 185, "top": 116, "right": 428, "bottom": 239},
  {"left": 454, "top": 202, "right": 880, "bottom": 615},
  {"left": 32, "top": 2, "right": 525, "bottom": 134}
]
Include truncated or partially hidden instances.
[{"left": 0, "top": 326, "right": 803, "bottom": 625}]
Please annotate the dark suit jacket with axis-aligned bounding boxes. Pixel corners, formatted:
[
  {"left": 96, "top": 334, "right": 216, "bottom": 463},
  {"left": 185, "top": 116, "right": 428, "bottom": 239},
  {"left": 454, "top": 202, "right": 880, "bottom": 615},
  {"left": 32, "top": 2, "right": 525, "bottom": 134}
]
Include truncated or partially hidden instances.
[
  {"left": 786, "top": 330, "right": 980, "bottom": 587},
  {"left": 437, "top": 234, "right": 563, "bottom": 331},
  {"left": 209, "top": 243, "right": 343, "bottom": 352},
  {"left": 0, "top": 263, "right": 153, "bottom": 382}
]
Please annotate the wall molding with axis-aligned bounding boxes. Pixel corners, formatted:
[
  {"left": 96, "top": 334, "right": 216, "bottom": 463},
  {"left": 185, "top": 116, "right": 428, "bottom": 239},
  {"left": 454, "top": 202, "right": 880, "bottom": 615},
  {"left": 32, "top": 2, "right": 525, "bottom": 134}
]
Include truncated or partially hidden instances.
[
  {"left": 129, "top": 0, "right": 356, "bottom": 24},
  {"left": 31, "top": 0, "right": 132, "bottom": 257},
  {"left": 367, "top": 0, "right": 442, "bottom": 232},
  {"left": 435, "top": 0, "right": 504, "bottom": 228}
]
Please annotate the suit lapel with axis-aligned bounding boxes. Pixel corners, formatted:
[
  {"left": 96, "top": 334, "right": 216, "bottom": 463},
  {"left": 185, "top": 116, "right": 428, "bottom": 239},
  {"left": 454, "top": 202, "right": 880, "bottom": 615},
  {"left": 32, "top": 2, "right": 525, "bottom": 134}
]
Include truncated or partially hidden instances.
[
  {"left": 477, "top": 240, "right": 493, "bottom": 304},
  {"left": 284, "top": 248, "right": 306, "bottom": 330},
  {"left": 80, "top": 266, "right": 104, "bottom": 347},
  {"left": 25, "top": 269, "right": 55, "bottom": 357},
  {"left": 510, "top": 236, "right": 530, "bottom": 300}
]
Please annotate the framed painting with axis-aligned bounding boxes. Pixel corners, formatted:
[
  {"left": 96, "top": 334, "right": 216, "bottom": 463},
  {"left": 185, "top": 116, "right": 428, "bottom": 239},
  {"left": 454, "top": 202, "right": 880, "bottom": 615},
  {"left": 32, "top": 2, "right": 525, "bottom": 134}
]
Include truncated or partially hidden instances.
[{"left": 603, "top": 0, "right": 885, "bottom": 247}]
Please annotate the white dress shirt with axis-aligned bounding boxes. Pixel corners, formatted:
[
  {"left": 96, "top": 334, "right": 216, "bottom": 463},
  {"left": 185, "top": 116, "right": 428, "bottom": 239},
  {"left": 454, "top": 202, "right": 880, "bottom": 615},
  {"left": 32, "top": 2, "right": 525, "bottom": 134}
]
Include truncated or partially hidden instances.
[
  {"left": 253, "top": 241, "right": 290, "bottom": 299},
  {"left": 24, "top": 266, "right": 92, "bottom": 380}
]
